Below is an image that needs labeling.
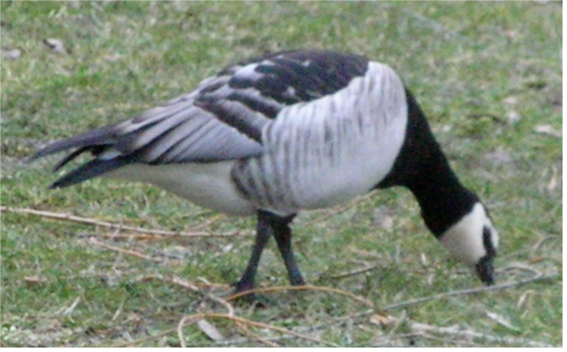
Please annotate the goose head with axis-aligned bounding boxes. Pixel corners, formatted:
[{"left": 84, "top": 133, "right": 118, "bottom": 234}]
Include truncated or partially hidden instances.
[{"left": 438, "top": 202, "right": 499, "bottom": 285}]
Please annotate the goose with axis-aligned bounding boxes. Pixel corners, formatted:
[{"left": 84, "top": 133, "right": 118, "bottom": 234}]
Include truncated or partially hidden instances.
[{"left": 31, "top": 50, "right": 499, "bottom": 295}]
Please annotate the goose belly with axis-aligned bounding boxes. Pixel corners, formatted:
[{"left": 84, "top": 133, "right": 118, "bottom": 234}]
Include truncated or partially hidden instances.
[{"left": 103, "top": 161, "right": 256, "bottom": 216}]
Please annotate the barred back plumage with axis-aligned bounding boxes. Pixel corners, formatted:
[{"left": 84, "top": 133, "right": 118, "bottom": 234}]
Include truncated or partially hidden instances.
[{"left": 231, "top": 62, "right": 407, "bottom": 215}]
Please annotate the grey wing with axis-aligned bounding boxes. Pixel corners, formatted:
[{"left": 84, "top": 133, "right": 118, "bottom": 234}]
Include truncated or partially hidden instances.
[
  {"left": 31, "top": 50, "right": 370, "bottom": 189},
  {"left": 31, "top": 75, "right": 273, "bottom": 188},
  {"left": 107, "top": 80, "right": 269, "bottom": 164}
]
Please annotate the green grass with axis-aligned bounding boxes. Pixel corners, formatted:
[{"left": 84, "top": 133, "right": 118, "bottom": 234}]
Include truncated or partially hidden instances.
[{"left": 1, "top": 1, "right": 562, "bottom": 347}]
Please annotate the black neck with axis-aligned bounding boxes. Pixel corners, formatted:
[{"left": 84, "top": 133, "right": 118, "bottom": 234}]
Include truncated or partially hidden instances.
[
  {"left": 376, "top": 89, "right": 478, "bottom": 237},
  {"left": 406, "top": 152, "right": 478, "bottom": 237}
]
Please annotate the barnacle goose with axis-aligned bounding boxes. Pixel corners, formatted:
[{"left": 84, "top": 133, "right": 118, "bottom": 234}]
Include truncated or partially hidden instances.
[{"left": 31, "top": 50, "right": 499, "bottom": 295}]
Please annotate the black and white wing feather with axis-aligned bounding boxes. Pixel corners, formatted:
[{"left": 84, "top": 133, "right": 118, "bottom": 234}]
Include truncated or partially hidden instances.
[{"left": 32, "top": 50, "right": 370, "bottom": 189}]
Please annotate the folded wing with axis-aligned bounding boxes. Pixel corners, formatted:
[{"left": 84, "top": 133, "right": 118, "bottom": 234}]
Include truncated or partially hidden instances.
[{"left": 31, "top": 50, "right": 370, "bottom": 189}]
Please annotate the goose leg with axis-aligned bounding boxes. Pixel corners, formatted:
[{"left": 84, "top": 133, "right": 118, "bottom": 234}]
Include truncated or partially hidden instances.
[
  {"left": 233, "top": 212, "right": 272, "bottom": 294},
  {"left": 270, "top": 213, "right": 306, "bottom": 286},
  {"left": 234, "top": 210, "right": 304, "bottom": 295}
]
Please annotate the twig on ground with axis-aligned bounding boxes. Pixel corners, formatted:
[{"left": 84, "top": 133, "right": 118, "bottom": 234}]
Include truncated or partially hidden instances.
[
  {"left": 111, "top": 328, "right": 178, "bottom": 347},
  {"left": 407, "top": 319, "right": 554, "bottom": 347},
  {"left": 138, "top": 275, "right": 242, "bottom": 346},
  {"left": 309, "top": 308, "right": 375, "bottom": 329},
  {"left": 142, "top": 278, "right": 372, "bottom": 347},
  {"left": 186, "top": 213, "right": 227, "bottom": 231},
  {"left": 116, "top": 277, "right": 348, "bottom": 347},
  {"left": 177, "top": 315, "right": 204, "bottom": 347},
  {"left": 226, "top": 284, "right": 375, "bottom": 309},
  {"left": 112, "top": 300, "right": 125, "bottom": 321},
  {"left": 136, "top": 274, "right": 200, "bottom": 292},
  {"left": 176, "top": 313, "right": 338, "bottom": 347},
  {"left": 233, "top": 320, "right": 279, "bottom": 347},
  {"left": 100, "top": 233, "right": 159, "bottom": 240},
  {"left": 498, "top": 262, "right": 544, "bottom": 277},
  {"left": 88, "top": 237, "right": 163, "bottom": 262},
  {"left": 1, "top": 206, "right": 246, "bottom": 238},
  {"left": 328, "top": 264, "right": 381, "bottom": 280},
  {"left": 218, "top": 309, "right": 377, "bottom": 346},
  {"left": 383, "top": 272, "right": 558, "bottom": 310},
  {"left": 107, "top": 271, "right": 557, "bottom": 347},
  {"left": 54, "top": 296, "right": 81, "bottom": 316},
  {"left": 415, "top": 332, "right": 477, "bottom": 346},
  {"left": 137, "top": 274, "right": 234, "bottom": 317},
  {"left": 370, "top": 333, "right": 423, "bottom": 347}
]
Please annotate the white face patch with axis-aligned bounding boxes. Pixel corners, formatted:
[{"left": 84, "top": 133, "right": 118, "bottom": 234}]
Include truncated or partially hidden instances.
[{"left": 439, "top": 202, "right": 498, "bottom": 266}]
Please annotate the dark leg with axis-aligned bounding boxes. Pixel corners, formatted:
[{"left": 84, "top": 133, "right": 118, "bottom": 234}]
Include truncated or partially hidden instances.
[
  {"left": 234, "top": 210, "right": 305, "bottom": 295},
  {"left": 233, "top": 212, "right": 273, "bottom": 294},
  {"left": 270, "top": 213, "right": 306, "bottom": 286}
]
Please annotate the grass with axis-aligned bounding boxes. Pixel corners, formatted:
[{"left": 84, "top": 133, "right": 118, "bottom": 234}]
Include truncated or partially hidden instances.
[{"left": 1, "top": 1, "right": 562, "bottom": 347}]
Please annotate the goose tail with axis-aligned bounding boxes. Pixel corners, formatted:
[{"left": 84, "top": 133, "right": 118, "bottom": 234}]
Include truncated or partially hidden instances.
[
  {"left": 48, "top": 158, "right": 130, "bottom": 189},
  {"left": 29, "top": 124, "right": 128, "bottom": 188}
]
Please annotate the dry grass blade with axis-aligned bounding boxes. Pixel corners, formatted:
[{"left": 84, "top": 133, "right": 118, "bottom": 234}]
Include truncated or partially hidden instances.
[
  {"left": 178, "top": 315, "right": 204, "bottom": 347},
  {"left": 136, "top": 274, "right": 201, "bottom": 292},
  {"left": 382, "top": 272, "right": 558, "bottom": 310},
  {"left": 177, "top": 313, "right": 339, "bottom": 347},
  {"left": 328, "top": 263, "right": 381, "bottom": 280},
  {"left": 407, "top": 319, "right": 554, "bottom": 347},
  {"left": 210, "top": 308, "right": 377, "bottom": 346},
  {"left": 0, "top": 206, "right": 245, "bottom": 238},
  {"left": 226, "top": 284, "right": 375, "bottom": 309},
  {"left": 136, "top": 274, "right": 234, "bottom": 316},
  {"left": 186, "top": 213, "right": 227, "bottom": 231},
  {"left": 111, "top": 328, "right": 178, "bottom": 347},
  {"left": 196, "top": 319, "right": 225, "bottom": 342},
  {"left": 88, "top": 237, "right": 163, "bottom": 262},
  {"left": 136, "top": 276, "right": 284, "bottom": 347},
  {"left": 233, "top": 322, "right": 279, "bottom": 347}
]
